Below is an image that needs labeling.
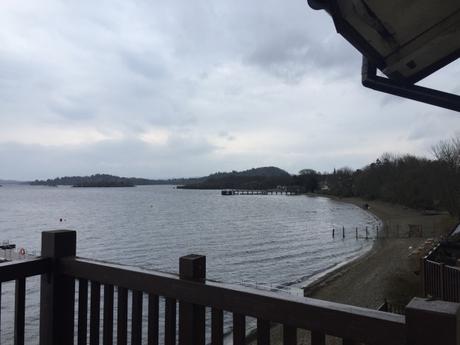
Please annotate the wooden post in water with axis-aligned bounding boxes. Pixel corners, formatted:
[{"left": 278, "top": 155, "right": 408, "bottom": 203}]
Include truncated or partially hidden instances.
[
  {"left": 179, "top": 254, "right": 206, "bottom": 345},
  {"left": 355, "top": 227, "right": 358, "bottom": 239},
  {"left": 332, "top": 228, "right": 335, "bottom": 238},
  {"left": 376, "top": 225, "right": 379, "bottom": 238},
  {"left": 365, "top": 226, "right": 368, "bottom": 240},
  {"left": 342, "top": 226, "right": 345, "bottom": 238}
]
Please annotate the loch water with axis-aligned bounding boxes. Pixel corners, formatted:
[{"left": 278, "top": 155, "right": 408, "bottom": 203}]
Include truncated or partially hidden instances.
[{"left": 0, "top": 184, "right": 380, "bottom": 343}]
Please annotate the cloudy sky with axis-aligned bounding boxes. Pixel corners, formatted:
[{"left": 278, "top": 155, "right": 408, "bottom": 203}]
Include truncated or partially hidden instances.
[{"left": 1, "top": 0, "right": 459, "bottom": 180}]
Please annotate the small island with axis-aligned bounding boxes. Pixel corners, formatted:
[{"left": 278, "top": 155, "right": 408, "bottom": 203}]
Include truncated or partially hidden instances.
[
  {"left": 31, "top": 174, "right": 136, "bottom": 188},
  {"left": 30, "top": 173, "right": 204, "bottom": 188}
]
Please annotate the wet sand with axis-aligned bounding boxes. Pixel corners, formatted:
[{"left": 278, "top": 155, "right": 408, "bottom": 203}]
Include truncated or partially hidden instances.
[{"left": 249, "top": 197, "right": 455, "bottom": 345}]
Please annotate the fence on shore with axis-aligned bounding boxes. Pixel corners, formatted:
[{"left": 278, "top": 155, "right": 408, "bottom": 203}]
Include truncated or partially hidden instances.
[
  {"left": 1, "top": 230, "right": 460, "bottom": 345},
  {"left": 221, "top": 189, "right": 300, "bottom": 196},
  {"left": 332, "top": 223, "right": 442, "bottom": 240}
]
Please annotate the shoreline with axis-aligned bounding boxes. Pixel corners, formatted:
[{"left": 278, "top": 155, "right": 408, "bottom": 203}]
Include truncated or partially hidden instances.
[
  {"left": 248, "top": 195, "right": 455, "bottom": 345},
  {"left": 305, "top": 196, "right": 454, "bottom": 307},
  {"left": 301, "top": 196, "right": 382, "bottom": 293},
  {"left": 301, "top": 196, "right": 384, "bottom": 298}
]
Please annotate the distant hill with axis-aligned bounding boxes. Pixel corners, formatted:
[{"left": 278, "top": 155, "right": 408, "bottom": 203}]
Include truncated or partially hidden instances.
[
  {"left": 30, "top": 174, "right": 205, "bottom": 187},
  {"left": 178, "top": 166, "right": 292, "bottom": 190},
  {"left": 207, "top": 166, "right": 290, "bottom": 179},
  {"left": 29, "top": 167, "right": 291, "bottom": 189}
]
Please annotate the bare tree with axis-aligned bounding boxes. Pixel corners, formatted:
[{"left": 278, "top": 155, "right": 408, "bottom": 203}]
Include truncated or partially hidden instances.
[
  {"left": 432, "top": 136, "right": 460, "bottom": 170},
  {"left": 432, "top": 136, "right": 460, "bottom": 219}
]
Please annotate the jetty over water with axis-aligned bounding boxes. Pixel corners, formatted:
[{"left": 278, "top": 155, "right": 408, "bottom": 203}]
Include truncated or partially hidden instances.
[
  {"left": 222, "top": 189, "right": 300, "bottom": 196},
  {"left": 1, "top": 230, "right": 459, "bottom": 345}
]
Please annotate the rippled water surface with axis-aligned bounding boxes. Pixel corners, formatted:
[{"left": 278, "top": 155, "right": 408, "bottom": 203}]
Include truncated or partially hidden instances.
[{"left": 0, "top": 185, "right": 379, "bottom": 343}]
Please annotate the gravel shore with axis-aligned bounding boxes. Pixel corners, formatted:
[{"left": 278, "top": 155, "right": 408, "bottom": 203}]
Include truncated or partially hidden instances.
[{"left": 249, "top": 197, "right": 455, "bottom": 345}]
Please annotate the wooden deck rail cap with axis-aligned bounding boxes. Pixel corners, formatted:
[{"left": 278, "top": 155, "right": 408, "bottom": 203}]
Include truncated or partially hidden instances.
[
  {"left": 41, "top": 230, "right": 77, "bottom": 258},
  {"left": 406, "top": 297, "right": 460, "bottom": 345},
  {"left": 179, "top": 254, "right": 206, "bottom": 282}
]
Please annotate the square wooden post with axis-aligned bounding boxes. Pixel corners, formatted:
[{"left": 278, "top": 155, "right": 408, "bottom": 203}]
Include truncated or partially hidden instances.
[
  {"left": 39, "top": 230, "right": 77, "bottom": 345},
  {"left": 406, "top": 297, "right": 460, "bottom": 345},
  {"left": 179, "top": 254, "right": 206, "bottom": 345}
]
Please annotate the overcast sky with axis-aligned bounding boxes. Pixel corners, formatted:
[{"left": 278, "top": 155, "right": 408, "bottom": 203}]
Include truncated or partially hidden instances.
[{"left": 1, "top": 0, "right": 459, "bottom": 180}]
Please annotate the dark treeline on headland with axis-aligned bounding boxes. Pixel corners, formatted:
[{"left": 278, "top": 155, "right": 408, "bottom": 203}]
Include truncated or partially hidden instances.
[
  {"left": 178, "top": 167, "right": 292, "bottom": 190},
  {"left": 318, "top": 137, "right": 460, "bottom": 219}
]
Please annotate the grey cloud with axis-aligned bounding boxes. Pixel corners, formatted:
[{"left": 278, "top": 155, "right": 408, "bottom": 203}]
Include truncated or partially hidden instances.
[
  {"left": 0, "top": 55, "right": 33, "bottom": 81},
  {"left": 245, "top": 30, "right": 360, "bottom": 82},
  {"left": 217, "top": 131, "right": 235, "bottom": 141},
  {"left": 166, "top": 135, "right": 217, "bottom": 155},
  {"left": 49, "top": 96, "right": 98, "bottom": 120},
  {"left": 120, "top": 50, "right": 169, "bottom": 80}
]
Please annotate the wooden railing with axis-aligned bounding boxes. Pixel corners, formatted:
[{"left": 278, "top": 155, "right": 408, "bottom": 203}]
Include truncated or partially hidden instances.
[
  {"left": 62, "top": 257, "right": 407, "bottom": 345},
  {"left": 423, "top": 259, "right": 460, "bottom": 302},
  {"left": 0, "top": 257, "right": 51, "bottom": 345},
  {"left": 1, "top": 230, "right": 460, "bottom": 345}
]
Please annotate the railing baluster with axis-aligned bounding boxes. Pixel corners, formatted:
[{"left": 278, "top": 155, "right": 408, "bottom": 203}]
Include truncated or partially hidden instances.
[
  {"left": 233, "top": 313, "right": 245, "bottom": 345},
  {"left": 90, "top": 281, "right": 101, "bottom": 345},
  {"left": 211, "top": 308, "right": 223, "bottom": 345},
  {"left": 311, "top": 331, "right": 325, "bottom": 345},
  {"left": 257, "top": 319, "right": 270, "bottom": 345},
  {"left": 148, "top": 294, "right": 159, "bottom": 345},
  {"left": 78, "top": 279, "right": 89, "bottom": 345},
  {"left": 14, "top": 278, "right": 26, "bottom": 345},
  {"left": 103, "top": 284, "right": 114, "bottom": 345},
  {"left": 117, "top": 287, "right": 128, "bottom": 345},
  {"left": 165, "top": 298, "right": 177, "bottom": 345},
  {"left": 454, "top": 271, "right": 460, "bottom": 303},
  {"left": 131, "top": 290, "right": 143, "bottom": 345},
  {"left": 282, "top": 325, "right": 296, "bottom": 345}
]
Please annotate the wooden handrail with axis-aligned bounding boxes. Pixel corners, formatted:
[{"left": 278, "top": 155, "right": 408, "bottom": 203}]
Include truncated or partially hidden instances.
[
  {"left": 59, "top": 256, "right": 406, "bottom": 345},
  {"left": 0, "top": 257, "right": 52, "bottom": 283}
]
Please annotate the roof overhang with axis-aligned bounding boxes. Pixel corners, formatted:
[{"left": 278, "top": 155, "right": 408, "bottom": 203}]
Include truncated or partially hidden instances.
[{"left": 308, "top": 0, "right": 460, "bottom": 111}]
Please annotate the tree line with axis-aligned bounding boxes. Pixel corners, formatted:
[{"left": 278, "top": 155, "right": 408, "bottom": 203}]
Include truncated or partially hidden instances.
[{"left": 296, "top": 137, "right": 460, "bottom": 219}]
